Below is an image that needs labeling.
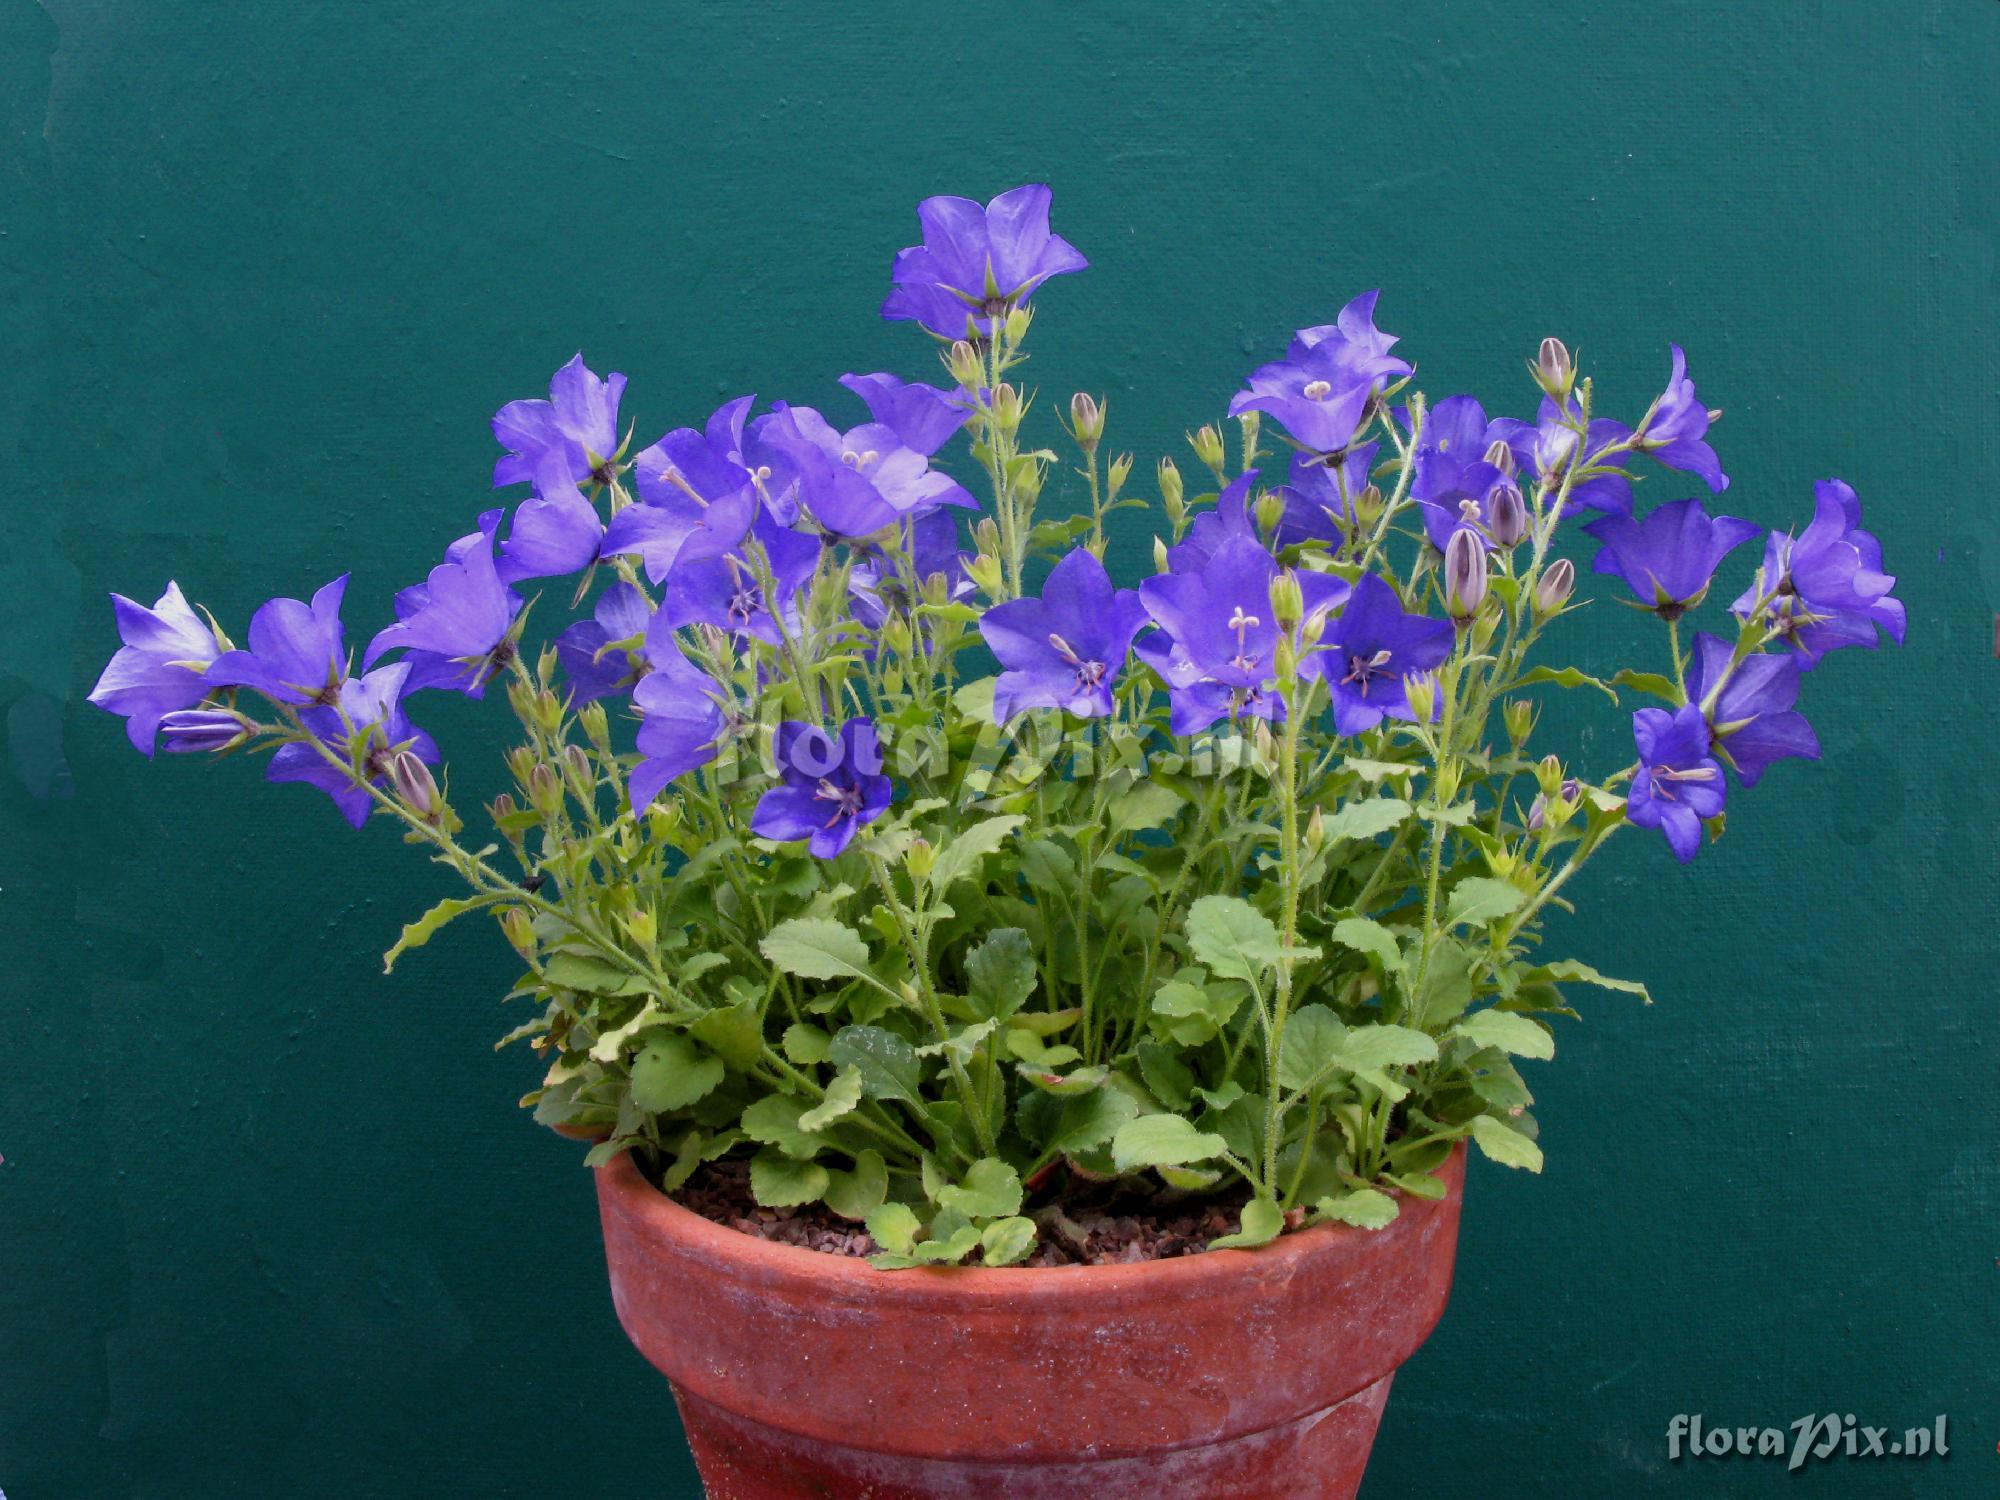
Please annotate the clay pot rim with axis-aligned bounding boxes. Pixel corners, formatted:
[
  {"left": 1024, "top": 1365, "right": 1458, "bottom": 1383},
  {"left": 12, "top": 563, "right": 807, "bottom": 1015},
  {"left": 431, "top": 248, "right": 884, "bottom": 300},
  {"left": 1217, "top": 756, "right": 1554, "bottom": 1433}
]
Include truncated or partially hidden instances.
[{"left": 596, "top": 1141, "right": 1465, "bottom": 1298}]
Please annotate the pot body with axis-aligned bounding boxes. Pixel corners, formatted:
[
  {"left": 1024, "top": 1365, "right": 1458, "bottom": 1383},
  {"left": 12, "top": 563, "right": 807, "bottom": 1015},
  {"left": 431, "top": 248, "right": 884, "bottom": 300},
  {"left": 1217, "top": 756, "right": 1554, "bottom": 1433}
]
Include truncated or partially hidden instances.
[{"left": 595, "top": 1147, "right": 1466, "bottom": 1499}]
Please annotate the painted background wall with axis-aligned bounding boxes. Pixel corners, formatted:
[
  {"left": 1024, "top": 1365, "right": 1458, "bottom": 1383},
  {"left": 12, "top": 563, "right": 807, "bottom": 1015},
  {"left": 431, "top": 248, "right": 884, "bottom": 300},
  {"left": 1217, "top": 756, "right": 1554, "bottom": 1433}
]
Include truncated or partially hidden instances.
[{"left": 3, "top": 2, "right": 1994, "bottom": 1495}]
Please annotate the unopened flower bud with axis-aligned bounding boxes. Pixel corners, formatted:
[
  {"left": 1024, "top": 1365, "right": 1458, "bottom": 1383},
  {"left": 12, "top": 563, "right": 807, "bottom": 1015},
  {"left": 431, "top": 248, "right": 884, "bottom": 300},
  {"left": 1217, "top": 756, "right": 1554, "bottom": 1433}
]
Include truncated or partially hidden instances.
[
  {"left": 1251, "top": 719, "right": 1277, "bottom": 763},
  {"left": 1157, "top": 457, "right": 1185, "bottom": 523},
  {"left": 1268, "top": 571, "right": 1305, "bottom": 632},
  {"left": 1444, "top": 529, "right": 1488, "bottom": 621},
  {"left": 947, "top": 340, "right": 981, "bottom": 389},
  {"left": 1534, "top": 557, "right": 1576, "bottom": 615},
  {"left": 1189, "top": 424, "right": 1226, "bottom": 478},
  {"left": 1106, "top": 451, "right": 1133, "bottom": 499},
  {"left": 1403, "top": 672, "right": 1437, "bottom": 726},
  {"left": 500, "top": 907, "right": 536, "bottom": 960},
  {"left": 1255, "top": 488, "right": 1286, "bottom": 540},
  {"left": 1352, "top": 483, "right": 1385, "bottom": 530},
  {"left": 1502, "top": 699, "right": 1536, "bottom": 746},
  {"left": 1152, "top": 536, "right": 1170, "bottom": 573},
  {"left": 158, "top": 708, "right": 248, "bottom": 754},
  {"left": 489, "top": 792, "right": 518, "bottom": 824},
  {"left": 1486, "top": 480, "right": 1527, "bottom": 548},
  {"left": 1526, "top": 793, "right": 1548, "bottom": 834},
  {"left": 506, "top": 745, "right": 536, "bottom": 788},
  {"left": 1069, "top": 392, "right": 1103, "bottom": 453},
  {"left": 967, "top": 554, "right": 1004, "bottom": 596},
  {"left": 528, "top": 762, "right": 563, "bottom": 816},
  {"left": 1536, "top": 754, "right": 1563, "bottom": 794},
  {"left": 1306, "top": 804, "right": 1325, "bottom": 852},
  {"left": 1483, "top": 438, "right": 1517, "bottom": 477},
  {"left": 905, "top": 836, "right": 938, "bottom": 879},
  {"left": 1003, "top": 305, "right": 1033, "bottom": 346},
  {"left": 1532, "top": 337, "right": 1574, "bottom": 398},
  {"left": 578, "top": 701, "right": 610, "bottom": 751},
  {"left": 992, "top": 382, "right": 1024, "bottom": 430},
  {"left": 1560, "top": 777, "right": 1582, "bottom": 805},
  {"left": 1238, "top": 410, "right": 1262, "bottom": 466},
  {"left": 1274, "top": 634, "right": 1298, "bottom": 683},
  {"left": 391, "top": 749, "right": 440, "bottom": 817}
]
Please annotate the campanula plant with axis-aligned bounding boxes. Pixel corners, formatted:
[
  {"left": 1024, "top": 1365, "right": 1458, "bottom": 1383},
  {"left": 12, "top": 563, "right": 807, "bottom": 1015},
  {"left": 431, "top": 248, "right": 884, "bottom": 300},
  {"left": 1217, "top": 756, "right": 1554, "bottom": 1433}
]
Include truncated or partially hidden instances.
[{"left": 93, "top": 184, "right": 1903, "bottom": 1266}]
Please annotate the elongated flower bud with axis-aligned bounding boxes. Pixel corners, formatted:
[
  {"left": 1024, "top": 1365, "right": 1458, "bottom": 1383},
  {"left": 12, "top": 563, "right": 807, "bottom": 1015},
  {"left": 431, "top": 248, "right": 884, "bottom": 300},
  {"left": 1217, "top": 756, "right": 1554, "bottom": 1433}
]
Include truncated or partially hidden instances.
[
  {"left": 391, "top": 749, "right": 439, "bottom": 816},
  {"left": 1255, "top": 489, "right": 1286, "bottom": 540},
  {"left": 1069, "top": 392, "right": 1104, "bottom": 453},
  {"left": 1484, "top": 438, "right": 1517, "bottom": 477},
  {"left": 158, "top": 708, "right": 247, "bottom": 754},
  {"left": 1486, "top": 479, "right": 1527, "bottom": 548},
  {"left": 1534, "top": 557, "right": 1576, "bottom": 614},
  {"left": 1106, "top": 451, "right": 1133, "bottom": 499},
  {"left": 1152, "top": 536, "right": 1170, "bottom": 573},
  {"left": 1503, "top": 699, "right": 1536, "bottom": 745},
  {"left": 1157, "top": 457, "right": 1185, "bottom": 523},
  {"left": 1189, "top": 424, "right": 1226, "bottom": 477},
  {"left": 1444, "top": 529, "right": 1488, "bottom": 620},
  {"left": 1532, "top": 337, "right": 1574, "bottom": 398},
  {"left": 1403, "top": 672, "right": 1437, "bottom": 726},
  {"left": 992, "top": 383, "right": 1024, "bottom": 430},
  {"left": 577, "top": 701, "right": 610, "bottom": 750},
  {"left": 1352, "top": 483, "right": 1385, "bottom": 530},
  {"left": 946, "top": 340, "right": 982, "bottom": 389},
  {"left": 1526, "top": 793, "right": 1548, "bottom": 834},
  {"left": 1268, "top": 571, "right": 1305, "bottom": 632}
]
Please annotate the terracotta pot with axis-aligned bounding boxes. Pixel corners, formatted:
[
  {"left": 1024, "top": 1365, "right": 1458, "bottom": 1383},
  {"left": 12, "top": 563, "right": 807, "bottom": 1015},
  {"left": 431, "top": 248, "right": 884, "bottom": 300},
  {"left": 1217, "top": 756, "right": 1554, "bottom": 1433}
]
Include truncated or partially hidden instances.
[{"left": 594, "top": 1146, "right": 1466, "bottom": 1499}]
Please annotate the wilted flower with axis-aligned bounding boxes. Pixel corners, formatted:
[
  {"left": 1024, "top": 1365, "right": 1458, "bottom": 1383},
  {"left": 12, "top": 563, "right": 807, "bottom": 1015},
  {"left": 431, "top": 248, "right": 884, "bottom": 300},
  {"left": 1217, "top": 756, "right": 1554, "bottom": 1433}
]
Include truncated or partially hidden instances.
[
  {"left": 881, "top": 184, "right": 1088, "bottom": 340},
  {"left": 1625, "top": 704, "right": 1726, "bottom": 863},
  {"left": 751, "top": 719, "right": 893, "bottom": 858},
  {"left": 981, "top": 548, "right": 1148, "bottom": 721}
]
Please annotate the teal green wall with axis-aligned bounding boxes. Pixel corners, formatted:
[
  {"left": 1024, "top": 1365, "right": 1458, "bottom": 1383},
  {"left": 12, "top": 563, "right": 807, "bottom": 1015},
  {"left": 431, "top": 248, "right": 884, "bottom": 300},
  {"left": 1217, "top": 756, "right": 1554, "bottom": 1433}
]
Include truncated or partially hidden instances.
[{"left": 4, "top": 2, "right": 1994, "bottom": 1495}]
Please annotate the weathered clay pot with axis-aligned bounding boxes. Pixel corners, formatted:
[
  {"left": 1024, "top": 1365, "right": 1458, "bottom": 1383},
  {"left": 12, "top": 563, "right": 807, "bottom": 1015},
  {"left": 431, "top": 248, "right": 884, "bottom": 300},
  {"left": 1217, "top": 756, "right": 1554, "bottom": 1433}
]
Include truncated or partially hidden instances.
[{"left": 594, "top": 1145, "right": 1466, "bottom": 1499}]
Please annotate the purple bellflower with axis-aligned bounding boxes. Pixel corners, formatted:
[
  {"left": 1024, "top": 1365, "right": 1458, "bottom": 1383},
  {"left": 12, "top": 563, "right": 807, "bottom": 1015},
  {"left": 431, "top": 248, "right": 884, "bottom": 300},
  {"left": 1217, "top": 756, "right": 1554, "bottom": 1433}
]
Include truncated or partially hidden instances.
[
  {"left": 1167, "top": 471, "right": 1264, "bottom": 574},
  {"left": 1489, "top": 397, "right": 1635, "bottom": 518},
  {"left": 753, "top": 398, "right": 978, "bottom": 539},
  {"left": 1626, "top": 704, "right": 1726, "bottom": 863},
  {"left": 838, "top": 373, "right": 971, "bottom": 458},
  {"left": 498, "top": 458, "right": 604, "bottom": 583},
  {"left": 1635, "top": 345, "right": 1728, "bottom": 493},
  {"left": 1139, "top": 535, "right": 1349, "bottom": 736},
  {"left": 366, "top": 509, "right": 524, "bottom": 696},
  {"left": 599, "top": 396, "right": 766, "bottom": 581},
  {"left": 204, "top": 574, "right": 348, "bottom": 707},
  {"left": 980, "top": 548, "right": 1149, "bottom": 722},
  {"left": 89, "top": 582, "right": 224, "bottom": 754},
  {"left": 663, "top": 510, "right": 823, "bottom": 645},
  {"left": 1276, "top": 445, "right": 1378, "bottom": 550},
  {"left": 1584, "top": 498, "right": 1761, "bottom": 619},
  {"left": 492, "top": 354, "right": 627, "bottom": 491},
  {"left": 751, "top": 719, "right": 893, "bottom": 859},
  {"left": 628, "top": 648, "right": 730, "bottom": 813},
  {"left": 1731, "top": 478, "right": 1905, "bottom": 667},
  {"left": 267, "top": 662, "right": 439, "bottom": 828},
  {"left": 1685, "top": 633, "right": 1821, "bottom": 788},
  {"left": 881, "top": 184, "right": 1088, "bottom": 340},
  {"left": 1309, "top": 573, "right": 1454, "bottom": 737},
  {"left": 555, "top": 582, "right": 659, "bottom": 703},
  {"left": 849, "top": 510, "right": 976, "bottom": 630},
  {"left": 1229, "top": 292, "right": 1411, "bottom": 456}
]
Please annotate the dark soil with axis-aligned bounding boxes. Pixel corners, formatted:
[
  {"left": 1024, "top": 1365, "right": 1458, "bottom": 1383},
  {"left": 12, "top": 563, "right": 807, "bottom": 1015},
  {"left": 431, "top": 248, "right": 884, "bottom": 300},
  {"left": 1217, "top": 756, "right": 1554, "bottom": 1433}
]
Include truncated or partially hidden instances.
[{"left": 670, "top": 1157, "right": 1263, "bottom": 1267}]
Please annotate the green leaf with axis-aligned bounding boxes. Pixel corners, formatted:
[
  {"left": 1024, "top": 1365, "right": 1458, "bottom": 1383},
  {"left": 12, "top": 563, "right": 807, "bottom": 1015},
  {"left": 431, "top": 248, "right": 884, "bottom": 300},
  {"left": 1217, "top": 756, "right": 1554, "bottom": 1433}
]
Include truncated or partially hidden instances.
[
  {"left": 760, "top": 917, "right": 875, "bottom": 983},
  {"left": 382, "top": 896, "right": 488, "bottom": 974},
  {"left": 589, "top": 999, "right": 664, "bottom": 1062},
  {"left": 1511, "top": 665, "right": 1618, "bottom": 703},
  {"left": 951, "top": 677, "right": 998, "bottom": 725},
  {"left": 1322, "top": 798, "right": 1413, "bottom": 843},
  {"left": 1185, "top": 895, "right": 1281, "bottom": 984},
  {"left": 1151, "top": 971, "right": 1243, "bottom": 1044},
  {"left": 1044, "top": 1087, "right": 1140, "bottom": 1156},
  {"left": 1107, "top": 782, "right": 1184, "bottom": 836},
  {"left": 1277, "top": 1004, "right": 1347, "bottom": 1092},
  {"left": 1111, "top": 1114, "right": 1228, "bottom": 1172},
  {"left": 828, "top": 1025, "right": 923, "bottom": 1105},
  {"left": 689, "top": 1000, "right": 764, "bottom": 1069},
  {"left": 798, "top": 1067, "right": 865, "bottom": 1131},
  {"left": 928, "top": 815, "right": 1025, "bottom": 894},
  {"left": 906, "top": 1225, "right": 982, "bottom": 1265},
  {"left": 1331, "top": 916, "right": 1403, "bottom": 972},
  {"left": 1445, "top": 876, "right": 1529, "bottom": 928},
  {"left": 629, "top": 1034, "right": 725, "bottom": 1113},
  {"left": 938, "top": 1158, "right": 1024, "bottom": 1219},
  {"left": 581, "top": 1136, "right": 637, "bottom": 1169},
  {"left": 1336, "top": 1023, "right": 1439, "bottom": 1072},
  {"left": 781, "top": 1022, "right": 832, "bottom": 1065},
  {"left": 740, "top": 1095, "right": 827, "bottom": 1160},
  {"left": 1455, "top": 1010, "right": 1555, "bottom": 1061},
  {"left": 542, "top": 951, "right": 649, "bottom": 996},
  {"left": 823, "top": 1149, "right": 888, "bottom": 1221},
  {"left": 1317, "top": 1188, "right": 1399, "bottom": 1229},
  {"left": 1210, "top": 1197, "right": 1284, "bottom": 1249},
  {"left": 1341, "top": 756, "right": 1418, "bottom": 782},
  {"left": 1532, "top": 958, "right": 1652, "bottom": 1003},
  {"left": 1470, "top": 1113, "right": 1545, "bottom": 1172},
  {"left": 865, "top": 1201, "right": 922, "bottom": 1255},
  {"left": 749, "top": 1148, "right": 829, "bottom": 1207},
  {"left": 980, "top": 1215, "right": 1039, "bottom": 1266},
  {"left": 1136, "top": 1040, "right": 1195, "bottom": 1110},
  {"left": 1611, "top": 668, "right": 1681, "bottom": 703},
  {"left": 1414, "top": 937, "right": 1478, "bottom": 1026},
  {"left": 964, "top": 927, "right": 1038, "bottom": 1020},
  {"left": 658, "top": 1129, "right": 706, "bottom": 1192}
]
